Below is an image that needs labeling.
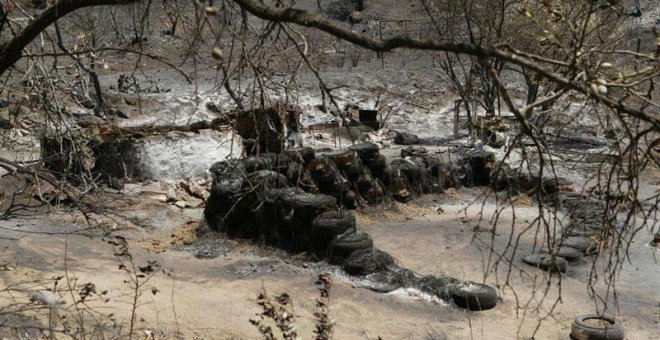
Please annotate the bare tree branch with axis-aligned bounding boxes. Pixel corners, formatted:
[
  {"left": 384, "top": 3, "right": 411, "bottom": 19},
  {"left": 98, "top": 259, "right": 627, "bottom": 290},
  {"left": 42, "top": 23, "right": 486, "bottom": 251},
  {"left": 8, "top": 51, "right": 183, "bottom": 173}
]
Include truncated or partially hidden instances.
[
  {"left": 232, "top": 0, "right": 659, "bottom": 128},
  {"left": 0, "top": 0, "right": 139, "bottom": 75}
]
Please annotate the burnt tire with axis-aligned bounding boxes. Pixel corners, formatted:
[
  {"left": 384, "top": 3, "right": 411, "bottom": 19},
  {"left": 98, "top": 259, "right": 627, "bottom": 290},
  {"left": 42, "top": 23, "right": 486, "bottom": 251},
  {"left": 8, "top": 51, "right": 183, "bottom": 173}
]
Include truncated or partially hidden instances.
[
  {"left": 271, "top": 188, "right": 337, "bottom": 218},
  {"left": 387, "top": 175, "right": 413, "bottom": 203},
  {"left": 451, "top": 281, "right": 498, "bottom": 311},
  {"left": 357, "top": 267, "right": 416, "bottom": 293},
  {"left": 549, "top": 246, "right": 584, "bottom": 262},
  {"left": 328, "top": 231, "right": 374, "bottom": 263},
  {"left": 341, "top": 189, "right": 358, "bottom": 209},
  {"left": 564, "top": 228, "right": 601, "bottom": 238},
  {"left": 416, "top": 275, "right": 462, "bottom": 300},
  {"left": 569, "top": 314, "right": 625, "bottom": 340},
  {"left": 362, "top": 181, "right": 385, "bottom": 204},
  {"left": 349, "top": 142, "right": 380, "bottom": 160},
  {"left": 391, "top": 158, "right": 423, "bottom": 184},
  {"left": 401, "top": 146, "right": 427, "bottom": 158},
  {"left": 522, "top": 253, "right": 568, "bottom": 273},
  {"left": 312, "top": 210, "right": 356, "bottom": 241},
  {"left": 365, "top": 154, "right": 387, "bottom": 179},
  {"left": 285, "top": 162, "right": 319, "bottom": 193},
  {"left": 343, "top": 247, "right": 395, "bottom": 276},
  {"left": 282, "top": 147, "right": 315, "bottom": 164}
]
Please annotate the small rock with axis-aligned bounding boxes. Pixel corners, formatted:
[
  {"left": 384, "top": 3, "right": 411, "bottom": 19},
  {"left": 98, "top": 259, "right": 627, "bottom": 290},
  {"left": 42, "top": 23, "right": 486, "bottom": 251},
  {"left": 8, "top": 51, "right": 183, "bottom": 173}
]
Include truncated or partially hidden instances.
[
  {"left": 149, "top": 194, "right": 168, "bottom": 203},
  {"left": 205, "top": 101, "right": 222, "bottom": 113},
  {"left": 174, "top": 201, "right": 186, "bottom": 209},
  {"left": 184, "top": 198, "right": 204, "bottom": 208},
  {"left": 121, "top": 183, "right": 143, "bottom": 196},
  {"left": 166, "top": 186, "right": 178, "bottom": 203},
  {"left": 109, "top": 107, "right": 129, "bottom": 119}
]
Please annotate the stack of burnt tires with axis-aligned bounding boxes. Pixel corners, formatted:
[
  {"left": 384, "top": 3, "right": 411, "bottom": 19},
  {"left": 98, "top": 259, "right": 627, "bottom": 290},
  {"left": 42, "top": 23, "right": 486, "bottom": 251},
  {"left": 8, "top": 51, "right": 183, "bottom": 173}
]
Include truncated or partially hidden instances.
[
  {"left": 204, "top": 142, "right": 501, "bottom": 311},
  {"left": 205, "top": 143, "right": 518, "bottom": 248},
  {"left": 204, "top": 145, "right": 383, "bottom": 255},
  {"left": 523, "top": 195, "right": 610, "bottom": 273}
]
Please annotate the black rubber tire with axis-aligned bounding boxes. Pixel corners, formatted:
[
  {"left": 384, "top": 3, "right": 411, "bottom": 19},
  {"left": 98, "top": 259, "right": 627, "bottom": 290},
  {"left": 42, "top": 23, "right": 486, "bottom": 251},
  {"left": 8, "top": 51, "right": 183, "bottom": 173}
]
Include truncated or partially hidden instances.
[
  {"left": 322, "top": 149, "right": 364, "bottom": 182},
  {"left": 362, "top": 181, "right": 385, "bottom": 204},
  {"left": 490, "top": 162, "right": 516, "bottom": 192},
  {"left": 562, "top": 236, "right": 598, "bottom": 255},
  {"left": 357, "top": 267, "right": 416, "bottom": 293},
  {"left": 523, "top": 253, "right": 568, "bottom": 273},
  {"left": 341, "top": 189, "right": 358, "bottom": 209},
  {"left": 282, "top": 147, "right": 315, "bottom": 164},
  {"left": 274, "top": 188, "right": 337, "bottom": 218},
  {"left": 365, "top": 154, "right": 387, "bottom": 179},
  {"left": 569, "top": 314, "right": 625, "bottom": 340},
  {"left": 387, "top": 175, "right": 413, "bottom": 203},
  {"left": 312, "top": 210, "right": 356, "bottom": 241},
  {"left": 343, "top": 247, "right": 395, "bottom": 276},
  {"left": 416, "top": 275, "right": 462, "bottom": 300},
  {"left": 545, "top": 247, "right": 583, "bottom": 263},
  {"left": 466, "top": 150, "right": 496, "bottom": 186},
  {"left": 356, "top": 280, "right": 398, "bottom": 293},
  {"left": 285, "top": 162, "right": 319, "bottom": 193},
  {"left": 209, "top": 159, "right": 246, "bottom": 180},
  {"left": 356, "top": 174, "right": 375, "bottom": 192},
  {"left": 451, "top": 281, "right": 498, "bottom": 311},
  {"left": 243, "top": 153, "right": 282, "bottom": 173},
  {"left": 349, "top": 142, "right": 380, "bottom": 160},
  {"left": 542, "top": 177, "right": 574, "bottom": 194},
  {"left": 307, "top": 156, "right": 345, "bottom": 187},
  {"left": 328, "top": 231, "right": 374, "bottom": 263},
  {"left": 564, "top": 228, "right": 600, "bottom": 238},
  {"left": 392, "top": 130, "right": 420, "bottom": 145},
  {"left": 401, "top": 146, "right": 427, "bottom": 158},
  {"left": 322, "top": 149, "right": 354, "bottom": 166},
  {"left": 246, "top": 170, "right": 289, "bottom": 189},
  {"left": 391, "top": 158, "right": 423, "bottom": 183}
]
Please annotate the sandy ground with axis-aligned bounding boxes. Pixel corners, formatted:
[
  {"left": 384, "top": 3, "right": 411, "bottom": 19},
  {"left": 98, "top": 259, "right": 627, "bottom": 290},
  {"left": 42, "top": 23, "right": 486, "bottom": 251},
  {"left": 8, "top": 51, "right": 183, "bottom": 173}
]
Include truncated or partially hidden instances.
[{"left": 1, "top": 188, "right": 658, "bottom": 340}]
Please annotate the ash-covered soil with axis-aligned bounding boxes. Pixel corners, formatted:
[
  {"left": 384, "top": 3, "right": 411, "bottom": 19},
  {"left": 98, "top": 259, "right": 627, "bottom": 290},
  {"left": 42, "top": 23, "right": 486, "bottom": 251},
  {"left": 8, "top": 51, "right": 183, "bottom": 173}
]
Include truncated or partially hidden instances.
[{"left": 1, "top": 186, "right": 658, "bottom": 339}]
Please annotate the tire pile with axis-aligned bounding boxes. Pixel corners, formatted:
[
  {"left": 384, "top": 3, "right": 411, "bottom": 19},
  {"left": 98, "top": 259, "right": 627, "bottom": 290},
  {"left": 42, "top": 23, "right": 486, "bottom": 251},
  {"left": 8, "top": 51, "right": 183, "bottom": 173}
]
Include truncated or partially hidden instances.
[
  {"left": 204, "top": 142, "right": 505, "bottom": 311},
  {"left": 205, "top": 143, "right": 506, "bottom": 241},
  {"left": 523, "top": 195, "right": 609, "bottom": 273}
]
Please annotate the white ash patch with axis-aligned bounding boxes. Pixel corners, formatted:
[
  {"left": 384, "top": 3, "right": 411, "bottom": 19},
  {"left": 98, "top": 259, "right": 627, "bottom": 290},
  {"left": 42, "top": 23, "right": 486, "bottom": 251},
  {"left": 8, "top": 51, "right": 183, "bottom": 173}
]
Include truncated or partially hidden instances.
[
  {"left": 387, "top": 288, "right": 448, "bottom": 306},
  {"left": 132, "top": 130, "right": 242, "bottom": 180}
]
